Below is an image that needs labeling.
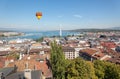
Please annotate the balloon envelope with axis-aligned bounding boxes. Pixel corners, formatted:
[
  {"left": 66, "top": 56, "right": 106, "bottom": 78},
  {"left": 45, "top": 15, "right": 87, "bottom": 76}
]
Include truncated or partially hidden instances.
[{"left": 36, "top": 12, "right": 42, "bottom": 20}]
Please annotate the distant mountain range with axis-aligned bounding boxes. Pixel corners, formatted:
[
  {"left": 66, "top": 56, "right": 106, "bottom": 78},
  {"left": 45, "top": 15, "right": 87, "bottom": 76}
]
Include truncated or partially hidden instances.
[
  {"left": 0, "top": 27, "right": 29, "bottom": 32},
  {"left": 110, "top": 27, "right": 120, "bottom": 30},
  {"left": 0, "top": 27, "right": 17, "bottom": 32},
  {"left": 70, "top": 27, "right": 120, "bottom": 32}
]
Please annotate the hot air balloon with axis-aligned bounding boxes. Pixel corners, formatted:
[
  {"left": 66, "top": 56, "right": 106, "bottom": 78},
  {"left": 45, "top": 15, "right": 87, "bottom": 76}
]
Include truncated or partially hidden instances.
[{"left": 36, "top": 12, "right": 42, "bottom": 20}]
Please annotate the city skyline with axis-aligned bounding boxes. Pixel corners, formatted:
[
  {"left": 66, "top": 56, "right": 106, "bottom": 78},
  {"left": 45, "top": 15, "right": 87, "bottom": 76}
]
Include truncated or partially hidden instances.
[{"left": 0, "top": 0, "right": 120, "bottom": 31}]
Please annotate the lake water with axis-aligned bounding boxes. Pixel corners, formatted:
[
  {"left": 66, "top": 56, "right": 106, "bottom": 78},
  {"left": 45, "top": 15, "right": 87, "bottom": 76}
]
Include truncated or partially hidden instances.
[{"left": 0, "top": 31, "right": 79, "bottom": 40}]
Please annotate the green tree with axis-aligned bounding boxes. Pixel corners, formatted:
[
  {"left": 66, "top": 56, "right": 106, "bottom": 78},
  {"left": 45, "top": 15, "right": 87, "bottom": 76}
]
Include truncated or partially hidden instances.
[
  {"left": 66, "top": 58, "right": 97, "bottom": 79},
  {"left": 94, "top": 60, "right": 106, "bottom": 79},
  {"left": 104, "top": 63, "right": 120, "bottom": 79},
  {"left": 50, "top": 41, "right": 66, "bottom": 79},
  {"left": 50, "top": 41, "right": 120, "bottom": 79},
  {"left": 94, "top": 60, "right": 120, "bottom": 79},
  {"left": 35, "top": 37, "right": 44, "bottom": 42},
  {"left": 6, "top": 53, "right": 19, "bottom": 60}
]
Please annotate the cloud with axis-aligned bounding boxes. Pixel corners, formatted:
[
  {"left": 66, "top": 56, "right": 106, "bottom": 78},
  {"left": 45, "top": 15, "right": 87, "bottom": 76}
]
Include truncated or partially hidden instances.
[{"left": 73, "top": 14, "right": 82, "bottom": 18}]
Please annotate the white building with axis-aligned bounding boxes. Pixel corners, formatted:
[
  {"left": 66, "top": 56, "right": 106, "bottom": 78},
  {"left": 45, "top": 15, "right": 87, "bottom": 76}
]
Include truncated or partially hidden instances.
[{"left": 62, "top": 47, "right": 77, "bottom": 59}]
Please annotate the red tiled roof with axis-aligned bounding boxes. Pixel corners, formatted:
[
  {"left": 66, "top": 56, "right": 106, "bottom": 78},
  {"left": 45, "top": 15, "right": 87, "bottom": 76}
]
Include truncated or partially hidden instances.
[
  {"left": 62, "top": 46, "right": 75, "bottom": 52},
  {"left": 92, "top": 53, "right": 105, "bottom": 59},
  {"left": 80, "top": 48, "right": 98, "bottom": 56},
  {"left": 108, "top": 53, "right": 120, "bottom": 64},
  {"left": 29, "top": 49, "right": 40, "bottom": 53},
  {"left": 101, "top": 41, "right": 116, "bottom": 49},
  {"left": 0, "top": 57, "right": 6, "bottom": 68},
  {"left": 0, "top": 51, "right": 9, "bottom": 56},
  {"left": 7, "top": 55, "right": 52, "bottom": 78}
]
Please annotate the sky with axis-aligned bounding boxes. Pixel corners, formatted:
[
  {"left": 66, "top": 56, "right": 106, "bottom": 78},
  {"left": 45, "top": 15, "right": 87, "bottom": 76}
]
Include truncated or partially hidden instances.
[{"left": 0, "top": 0, "right": 120, "bottom": 31}]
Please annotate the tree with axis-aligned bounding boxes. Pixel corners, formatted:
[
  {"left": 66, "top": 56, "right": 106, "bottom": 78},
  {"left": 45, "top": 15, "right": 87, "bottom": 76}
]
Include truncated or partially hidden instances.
[
  {"left": 66, "top": 58, "right": 97, "bottom": 79},
  {"left": 35, "top": 37, "right": 43, "bottom": 42},
  {"left": 50, "top": 41, "right": 120, "bottom": 79},
  {"left": 104, "top": 63, "right": 120, "bottom": 79},
  {"left": 6, "top": 53, "right": 19, "bottom": 60},
  {"left": 50, "top": 41, "right": 66, "bottom": 79},
  {"left": 94, "top": 60, "right": 106, "bottom": 79},
  {"left": 94, "top": 60, "right": 120, "bottom": 79}
]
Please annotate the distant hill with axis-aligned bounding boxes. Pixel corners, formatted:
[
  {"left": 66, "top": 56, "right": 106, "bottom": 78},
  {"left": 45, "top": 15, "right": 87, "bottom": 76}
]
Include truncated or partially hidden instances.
[
  {"left": 70, "top": 28, "right": 120, "bottom": 32},
  {"left": 0, "top": 28, "right": 15, "bottom": 32},
  {"left": 110, "top": 27, "right": 120, "bottom": 30}
]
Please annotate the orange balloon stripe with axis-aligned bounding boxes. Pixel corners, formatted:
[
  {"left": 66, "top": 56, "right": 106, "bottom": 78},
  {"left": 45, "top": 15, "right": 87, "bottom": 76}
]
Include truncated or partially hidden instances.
[{"left": 36, "top": 12, "right": 42, "bottom": 16}]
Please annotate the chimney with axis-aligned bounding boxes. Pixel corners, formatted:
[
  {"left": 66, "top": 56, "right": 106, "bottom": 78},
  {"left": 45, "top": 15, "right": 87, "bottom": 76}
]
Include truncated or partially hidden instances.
[
  {"left": 34, "top": 65, "right": 37, "bottom": 70},
  {"left": 25, "top": 62, "right": 29, "bottom": 69}
]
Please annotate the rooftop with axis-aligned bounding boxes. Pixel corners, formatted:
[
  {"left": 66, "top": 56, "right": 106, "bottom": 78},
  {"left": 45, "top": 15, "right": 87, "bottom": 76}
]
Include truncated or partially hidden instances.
[{"left": 80, "top": 48, "right": 99, "bottom": 56}]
